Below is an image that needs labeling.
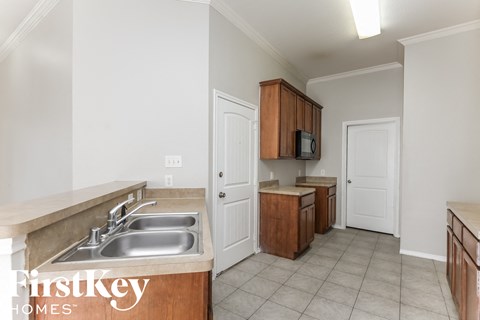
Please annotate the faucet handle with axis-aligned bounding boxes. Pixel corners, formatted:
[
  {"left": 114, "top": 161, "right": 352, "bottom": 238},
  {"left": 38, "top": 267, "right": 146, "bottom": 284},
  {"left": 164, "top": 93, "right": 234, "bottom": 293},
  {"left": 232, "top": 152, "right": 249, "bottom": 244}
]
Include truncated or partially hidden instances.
[
  {"left": 109, "top": 198, "right": 135, "bottom": 215},
  {"left": 87, "top": 227, "right": 101, "bottom": 246}
]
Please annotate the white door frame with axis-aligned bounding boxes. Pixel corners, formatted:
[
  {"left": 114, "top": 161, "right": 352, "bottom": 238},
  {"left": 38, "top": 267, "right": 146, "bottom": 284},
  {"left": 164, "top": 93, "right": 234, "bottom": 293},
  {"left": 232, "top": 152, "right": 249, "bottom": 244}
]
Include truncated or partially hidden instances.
[
  {"left": 212, "top": 89, "right": 259, "bottom": 276},
  {"left": 341, "top": 117, "right": 401, "bottom": 237}
]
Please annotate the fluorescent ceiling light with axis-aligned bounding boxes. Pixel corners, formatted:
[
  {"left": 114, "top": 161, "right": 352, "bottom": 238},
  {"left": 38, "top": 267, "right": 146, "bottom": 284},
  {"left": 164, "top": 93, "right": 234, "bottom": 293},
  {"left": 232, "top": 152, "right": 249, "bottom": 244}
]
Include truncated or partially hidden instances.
[{"left": 349, "top": 0, "right": 381, "bottom": 39}]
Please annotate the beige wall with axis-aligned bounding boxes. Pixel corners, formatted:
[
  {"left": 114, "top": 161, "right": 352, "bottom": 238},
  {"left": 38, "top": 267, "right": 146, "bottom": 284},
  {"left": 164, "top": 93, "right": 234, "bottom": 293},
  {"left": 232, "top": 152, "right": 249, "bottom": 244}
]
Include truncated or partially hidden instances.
[
  {"left": 72, "top": 0, "right": 210, "bottom": 190},
  {"left": 0, "top": 0, "right": 73, "bottom": 204},
  {"left": 306, "top": 67, "right": 404, "bottom": 227},
  {"left": 401, "top": 28, "right": 480, "bottom": 258}
]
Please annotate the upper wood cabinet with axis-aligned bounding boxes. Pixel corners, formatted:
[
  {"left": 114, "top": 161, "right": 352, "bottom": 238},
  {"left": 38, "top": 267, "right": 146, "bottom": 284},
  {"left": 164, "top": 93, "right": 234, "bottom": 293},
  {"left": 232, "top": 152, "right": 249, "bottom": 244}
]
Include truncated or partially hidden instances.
[{"left": 260, "top": 79, "right": 323, "bottom": 160}]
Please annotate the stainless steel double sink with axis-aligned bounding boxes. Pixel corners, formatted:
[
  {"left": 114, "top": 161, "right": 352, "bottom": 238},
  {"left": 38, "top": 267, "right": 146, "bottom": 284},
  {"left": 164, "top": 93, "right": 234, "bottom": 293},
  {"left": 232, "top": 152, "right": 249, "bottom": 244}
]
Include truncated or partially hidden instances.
[{"left": 53, "top": 212, "right": 202, "bottom": 263}]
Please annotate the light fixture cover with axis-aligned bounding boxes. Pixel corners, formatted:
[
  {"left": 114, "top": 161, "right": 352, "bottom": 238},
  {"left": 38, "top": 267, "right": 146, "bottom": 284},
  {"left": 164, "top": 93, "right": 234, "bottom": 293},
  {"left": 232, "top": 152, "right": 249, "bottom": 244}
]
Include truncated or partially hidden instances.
[{"left": 349, "top": 0, "right": 381, "bottom": 39}]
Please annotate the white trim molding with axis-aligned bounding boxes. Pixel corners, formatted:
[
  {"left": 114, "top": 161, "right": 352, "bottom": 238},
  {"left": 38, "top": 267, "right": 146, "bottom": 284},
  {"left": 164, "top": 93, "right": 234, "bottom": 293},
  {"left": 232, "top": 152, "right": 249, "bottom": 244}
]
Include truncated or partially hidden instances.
[
  {"left": 308, "top": 62, "right": 403, "bottom": 84},
  {"left": 176, "top": 0, "right": 211, "bottom": 4},
  {"left": 400, "top": 249, "right": 446, "bottom": 262},
  {"left": 0, "top": 0, "right": 61, "bottom": 63},
  {"left": 341, "top": 117, "right": 401, "bottom": 238},
  {"left": 398, "top": 19, "right": 480, "bottom": 46},
  {"left": 209, "top": 0, "right": 307, "bottom": 83}
]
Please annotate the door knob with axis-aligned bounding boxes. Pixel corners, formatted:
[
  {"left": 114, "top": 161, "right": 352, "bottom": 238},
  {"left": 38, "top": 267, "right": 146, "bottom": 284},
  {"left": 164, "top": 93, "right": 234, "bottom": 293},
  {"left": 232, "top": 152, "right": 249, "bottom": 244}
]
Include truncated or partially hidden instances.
[
  {"left": 347, "top": 180, "right": 352, "bottom": 184},
  {"left": 219, "top": 192, "right": 226, "bottom": 198}
]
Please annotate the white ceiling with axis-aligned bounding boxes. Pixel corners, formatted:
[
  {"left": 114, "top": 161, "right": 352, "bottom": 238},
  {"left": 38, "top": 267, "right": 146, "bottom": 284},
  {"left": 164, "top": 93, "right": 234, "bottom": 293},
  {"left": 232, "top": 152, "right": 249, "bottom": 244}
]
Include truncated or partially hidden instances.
[
  {"left": 0, "top": 0, "right": 39, "bottom": 45},
  {"left": 0, "top": 0, "right": 479, "bottom": 80},
  {"left": 221, "top": 0, "right": 480, "bottom": 79}
]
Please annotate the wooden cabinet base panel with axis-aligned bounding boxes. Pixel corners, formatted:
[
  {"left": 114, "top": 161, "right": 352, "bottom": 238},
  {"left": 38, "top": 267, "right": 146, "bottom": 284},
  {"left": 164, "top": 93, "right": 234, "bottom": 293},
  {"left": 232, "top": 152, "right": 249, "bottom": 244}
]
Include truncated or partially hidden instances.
[{"left": 33, "top": 272, "right": 212, "bottom": 320}]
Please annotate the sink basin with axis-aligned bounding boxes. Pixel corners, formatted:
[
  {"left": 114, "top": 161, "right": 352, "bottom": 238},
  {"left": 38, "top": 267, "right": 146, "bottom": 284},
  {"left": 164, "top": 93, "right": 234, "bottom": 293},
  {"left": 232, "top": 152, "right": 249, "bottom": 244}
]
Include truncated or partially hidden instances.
[
  {"left": 126, "top": 213, "right": 198, "bottom": 231},
  {"left": 101, "top": 231, "right": 196, "bottom": 258}
]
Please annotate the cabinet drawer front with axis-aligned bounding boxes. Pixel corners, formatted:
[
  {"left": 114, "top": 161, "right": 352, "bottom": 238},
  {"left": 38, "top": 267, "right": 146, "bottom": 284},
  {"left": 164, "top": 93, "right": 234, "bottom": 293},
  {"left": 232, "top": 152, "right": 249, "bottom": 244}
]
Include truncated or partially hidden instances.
[
  {"left": 328, "top": 186, "right": 336, "bottom": 196},
  {"left": 447, "top": 209, "right": 453, "bottom": 228},
  {"left": 301, "top": 193, "right": 315, "bottom": 208},
  {"left": 453, "top": 216, "right": 463, "bottom": 241},
  {"left": 463, "top": 226, "right": 480, "bottom": 267}
]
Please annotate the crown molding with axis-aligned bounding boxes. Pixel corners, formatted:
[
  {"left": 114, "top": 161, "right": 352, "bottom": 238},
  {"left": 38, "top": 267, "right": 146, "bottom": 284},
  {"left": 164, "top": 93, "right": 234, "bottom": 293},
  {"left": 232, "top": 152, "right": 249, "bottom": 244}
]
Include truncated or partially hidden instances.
[
  {"left": 308, "top": 62, "right": 403, "bottom": 84},
  {"left": 0, "top": 0, "right": 60, "bottom": 63},
  {"left": 398, "top": 19, "right": 480, "bottom": 46},
  {"left": 210, "top": 0, "right": 307, "bottom": 83}
]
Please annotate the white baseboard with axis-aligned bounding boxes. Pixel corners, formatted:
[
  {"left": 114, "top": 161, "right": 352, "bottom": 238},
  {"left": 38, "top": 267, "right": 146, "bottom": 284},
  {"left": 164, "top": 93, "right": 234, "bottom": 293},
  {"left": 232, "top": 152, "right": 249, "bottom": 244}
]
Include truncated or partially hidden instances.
[{"left": 400, "top": 249, "right": 446, "bottom": 262}]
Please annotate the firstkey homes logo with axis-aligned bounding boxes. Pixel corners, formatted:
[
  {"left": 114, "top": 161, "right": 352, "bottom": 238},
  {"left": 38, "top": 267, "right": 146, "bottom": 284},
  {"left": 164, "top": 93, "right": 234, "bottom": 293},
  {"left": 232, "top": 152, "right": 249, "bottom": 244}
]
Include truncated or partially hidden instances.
[{"left": 1, "top": 269, "right": 150, "bottom": 316}]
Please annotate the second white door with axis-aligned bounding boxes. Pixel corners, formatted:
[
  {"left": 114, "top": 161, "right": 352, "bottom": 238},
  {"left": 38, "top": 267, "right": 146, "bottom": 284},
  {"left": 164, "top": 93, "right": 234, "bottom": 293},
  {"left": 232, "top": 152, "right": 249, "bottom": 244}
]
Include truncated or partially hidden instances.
[
  {"left": 215, "top": 93, "right": 256, "bottom": 273},
  {"left": 346, "top": 121, "right": 396, "bottom": 234}
]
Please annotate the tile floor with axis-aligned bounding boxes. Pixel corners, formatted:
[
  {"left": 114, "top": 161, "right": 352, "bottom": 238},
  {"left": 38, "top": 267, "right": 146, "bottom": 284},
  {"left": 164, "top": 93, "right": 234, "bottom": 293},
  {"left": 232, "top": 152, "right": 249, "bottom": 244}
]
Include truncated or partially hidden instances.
[{"left": 213, "top": 228, "right": 458, "bottom": 320}]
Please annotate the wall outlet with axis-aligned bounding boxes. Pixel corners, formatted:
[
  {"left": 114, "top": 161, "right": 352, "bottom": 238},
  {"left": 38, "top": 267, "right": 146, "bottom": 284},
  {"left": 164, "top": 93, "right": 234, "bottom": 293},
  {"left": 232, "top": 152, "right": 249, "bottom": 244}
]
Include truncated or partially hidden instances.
[
  {"left": 269, "top": 171, "right": 274, "bottom": 180},
  {"left": 298, "top": 170, "right": 302, "bottom": 177},
  {"left": 136, "top": 190, "right": 142, "bottom": 201},
  {"left": 128, "top": 193, "right": 134, "bottom": 201},
  {"left": 320, "top": 169, "right": 326, "bottom": 176},
  {"left": 165, "top": 155, "right": 182, "bottom": 168},
  {"left": 165, "top": 175, "right": 173, "bottom": 187}
]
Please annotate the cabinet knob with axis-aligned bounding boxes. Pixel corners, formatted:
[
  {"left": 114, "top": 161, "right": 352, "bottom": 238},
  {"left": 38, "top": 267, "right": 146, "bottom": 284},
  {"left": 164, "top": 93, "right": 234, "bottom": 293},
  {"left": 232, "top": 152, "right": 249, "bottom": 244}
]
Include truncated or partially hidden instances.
[
  {"left": 347, "top": 180, "right": 352, "bottom": 184},
  {"left": 219, "top": 192, "right": 226, "bottom": 198}
]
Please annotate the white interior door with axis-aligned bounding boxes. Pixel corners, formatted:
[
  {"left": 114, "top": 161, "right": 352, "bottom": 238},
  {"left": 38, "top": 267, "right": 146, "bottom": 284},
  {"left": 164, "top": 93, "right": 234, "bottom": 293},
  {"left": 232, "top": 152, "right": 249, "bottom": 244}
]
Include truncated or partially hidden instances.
[
  {"left": 346, "top": 122, "right": 396, "bottom": 234},
  {"left": 215, "top": 93, "right": 256, "bottom": 273}
]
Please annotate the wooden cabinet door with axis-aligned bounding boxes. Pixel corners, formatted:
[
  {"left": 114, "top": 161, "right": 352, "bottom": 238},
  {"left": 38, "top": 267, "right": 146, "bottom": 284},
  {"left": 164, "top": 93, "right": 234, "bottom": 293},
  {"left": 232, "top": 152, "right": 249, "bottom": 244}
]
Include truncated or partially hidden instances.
[
  {"left": 296, "top": 96, "right": 305, "bottom": 130},
  {"left": 453, "top": 235, "right": 463, "bottom": 308},
  {"left": 299, "top": 206, "right": 308, "bottom": 252},
  {"left": 447, "top": 227, "right": 454, "bottom": 289},
  {"left": 306, "top": 205, "right": 315, "bottom": 244},
  {"left": 280, "top": 85, "right": 296, "bottom": 158},
  {"left": 462, "top": 250, "right": 480, "bottom": 320},
  {"left": 312, "top": 106, "right": 321, "bottom": 159},
  {"left": 304, "top": 101, "right": 313, "bottom": 133},
  {"left": 328, "top": 194, "right": 336, "bottom": 228}
]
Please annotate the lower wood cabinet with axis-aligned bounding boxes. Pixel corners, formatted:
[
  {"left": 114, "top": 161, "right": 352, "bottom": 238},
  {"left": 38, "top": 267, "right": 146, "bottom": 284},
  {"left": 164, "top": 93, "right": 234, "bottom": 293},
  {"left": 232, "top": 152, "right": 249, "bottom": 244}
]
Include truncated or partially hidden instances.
[
  {"left": 32, "top": 271, "right": 212, "bottom": 320},
  {"left": 260, "top": 192, "right": 315, "bottom": 259},
  {"left": 295, "top": 184, "right": 336, "bottom": 234},
  {"left": 447, "top": 208, "right": 480, "bottom": 320}
]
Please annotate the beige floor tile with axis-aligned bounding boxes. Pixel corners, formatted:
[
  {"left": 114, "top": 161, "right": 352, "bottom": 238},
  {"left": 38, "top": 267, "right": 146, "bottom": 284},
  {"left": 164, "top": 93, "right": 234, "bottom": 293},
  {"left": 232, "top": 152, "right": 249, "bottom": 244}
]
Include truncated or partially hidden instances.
[
  {"left": 434, "top": 260, "right": 447, "bottom": 274},
  {"left": 284, "top": 272, "right": 324, "bottom": 294},
  {"left": 257, "top": 265, "right": 295, "bottom": 284},
  {"left": 365, "top": 266, "right": 401, "bottom": 286},
  {"left": 401, "top": 255, "right": 436, "bottom": 272},
  {"left": 213, "top": 306, "right": 246, "bottom": 320},
  {"left": 400, "top": 304, "right": 449, "bottom": 320},
  {"left": 313, "top": 246, "right": 344, "bottom": 259},
  {"left": 250, "top": 301, "right": 301, "bottom": 320},
  {"left": 334, "top": 260, "right": 368, "bottom": 276},
  {"left": 217, "top": 269, "right": 255, "bottom": 288},
  {"left": 326, "top": 270, "right": 363, "bottom": 290},
  {"left": 240, "top": 276, "right": 282, "bottom": 299},
  {"left": 270, "top": 285, "right": 314, "bottom": 313},
  {"left": 250, "top": 252, "right": 278, "bottom": 264},
  {"left": 234, "top": 258, "right": 270, "bottom": 275},
  {"left": 372, "top": 251, "right": 402, "bottom": 264},
  {"left": 350, "top": 308, "right": 389, "bottom": 320},
  {"left": 339, "top": 253, "right": 371, "bottom": 266},
  {"left": 369, "top": 258, "right": 402, "bottom": 274},
  {"left": 297, "top": 262, "right": 332, "bottom": 280},
  {"left": 219, "top": 290, "right": 265, "bottom": 319},
  {"left": 304, "top": 297, "right": 352, "bottom": 320},
  {"left": 323, "top": 241, "right": 349, "bottom": 251},
  {"left": 401, "top": 287, "right": 448, "bottom": 315},
  {"left": 346, "top": 246, "right": 374, "bottom": 257},
  {"left": 299, "top": 314, "right": 317, "bottom": 320},
  {"left": 349, "top": 239, "right": 377, "bottom": 250},
  {"left": 316, "top": 281, "right": 359, "bottom": 307},
  {"left": 445, "top": 297, "right": 459, "bottom": 319},
  {"left": 307, "top": 254, "right": 339, "bottom": 268},
  {"left": 213, "top": 281, "right": 237, "bottom": 304},
  {"left": 354, "top": 291, "right": 400, "bottom": 320},
  {"left": 272, "top": 257, "right": 305, "bottom": 272},
  {"left": 360, "top": 278, "right": 400, "bottom": 302},
  {"left": 401, "top": 276, "right": 443, "bottom": 297},
  {"left": 402, "top": 265, "right": 438, "bottom": 283}
]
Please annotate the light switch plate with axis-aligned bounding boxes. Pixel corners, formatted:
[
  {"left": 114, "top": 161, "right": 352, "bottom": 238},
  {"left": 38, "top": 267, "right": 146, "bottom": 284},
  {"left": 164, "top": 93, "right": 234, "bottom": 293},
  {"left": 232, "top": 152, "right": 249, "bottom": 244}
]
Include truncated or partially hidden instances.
[{"left": 165, "top": 155, "right": 182, "bottom": 168}]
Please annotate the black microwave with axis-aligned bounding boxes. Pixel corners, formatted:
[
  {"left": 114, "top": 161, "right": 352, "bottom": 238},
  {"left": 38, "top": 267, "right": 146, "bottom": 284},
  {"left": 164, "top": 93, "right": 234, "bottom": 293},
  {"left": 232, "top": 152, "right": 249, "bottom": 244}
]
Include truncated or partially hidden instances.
[{"left": 295, "top": 130, "right": 316, "bottom": 159}]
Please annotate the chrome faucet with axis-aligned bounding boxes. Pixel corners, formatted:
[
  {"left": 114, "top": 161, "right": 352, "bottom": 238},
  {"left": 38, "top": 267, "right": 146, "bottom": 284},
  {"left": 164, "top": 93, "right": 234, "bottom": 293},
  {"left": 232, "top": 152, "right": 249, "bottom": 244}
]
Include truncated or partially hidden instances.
[{"left": 106, "top": 199, "right": 157, "bottom": 234}]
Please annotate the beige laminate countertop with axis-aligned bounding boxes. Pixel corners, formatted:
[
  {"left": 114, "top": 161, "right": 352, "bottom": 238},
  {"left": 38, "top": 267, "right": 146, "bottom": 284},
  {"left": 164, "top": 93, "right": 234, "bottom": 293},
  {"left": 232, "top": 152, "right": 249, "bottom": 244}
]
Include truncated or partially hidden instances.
[
  {"left": 447, "top": 202, "right": 480, "bottom": 240},
  {"left": 296, "top": 182, "right": 336, "bottom": 188},
  {"left": 36, "top": 197, "right": 214, "bottom": 280},
  {"left": 296, "top": 176, "right": 337, "bottom": 188},
  {"left": 0, "top": 181, "right": 146, "bottom": 238},
  {"left": 259, "top": 186, "right": 315, "bottom": 197}
]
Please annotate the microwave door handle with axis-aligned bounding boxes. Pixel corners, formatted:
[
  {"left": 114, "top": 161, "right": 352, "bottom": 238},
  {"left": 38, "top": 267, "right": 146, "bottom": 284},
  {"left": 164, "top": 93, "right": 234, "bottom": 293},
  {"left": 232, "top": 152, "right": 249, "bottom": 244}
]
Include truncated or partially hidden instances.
[{"left": 311, "top": 138, "right": 316, "bottom": 154}]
